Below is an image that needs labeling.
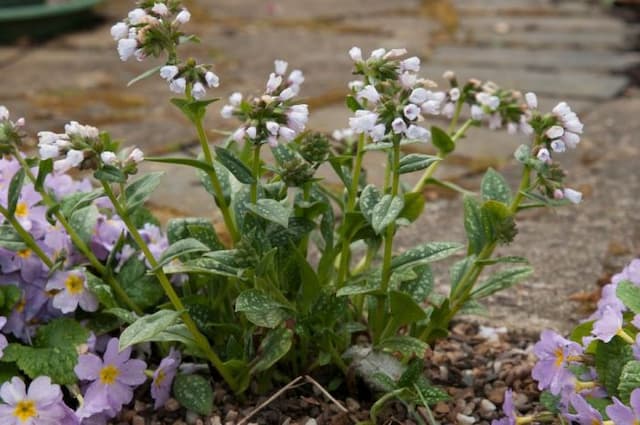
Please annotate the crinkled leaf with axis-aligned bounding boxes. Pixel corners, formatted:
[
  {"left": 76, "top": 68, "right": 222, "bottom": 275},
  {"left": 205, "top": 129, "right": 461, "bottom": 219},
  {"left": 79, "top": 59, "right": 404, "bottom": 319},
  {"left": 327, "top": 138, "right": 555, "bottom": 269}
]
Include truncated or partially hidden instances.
[
  {"left": 34, "top": 318, "right": 89, "bottom": 349},
  {"left": 616, "top": 280, "right": 640, "bottom": 314},
  {"left": 1, "top": 344, "right": 78, "bottom": 385},
  {"left": 125, "top": 172, "right": 164, "bottom": 212},
  {"left": 481, "top": 168, "right": 512, "bottom": 204},
  {"left": 595, "top": 337, "right": 634, "bottom": 398},
  {"left": 235, "top": 289, "right": 289, "bottom": 328},
  {"left": 251, "top": 328, "right": 293, "bottom": 373},
  {"left": 69, "top": 204, "right": 99, "bottom": 245},
  {"left": 119, "top": 309, "right": 181, "bottom": 350},
  {"left": 173, "top": 374, "right": 213, "bottom": 415},
  {"left": 618, "top": 360, "right": 640, "bottom": 404},
  {"left": 214, "top": 146, "right": 255, "bottom": 184},
  {"left": 471, "top": 266, "right": 533, "bottom": 299}
]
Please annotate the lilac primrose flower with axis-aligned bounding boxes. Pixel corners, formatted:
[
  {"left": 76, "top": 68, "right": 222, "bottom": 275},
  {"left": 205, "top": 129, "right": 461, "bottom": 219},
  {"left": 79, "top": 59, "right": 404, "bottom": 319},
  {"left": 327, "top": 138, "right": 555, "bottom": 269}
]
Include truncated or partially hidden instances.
[
  {"left": 45, "top": 269, "right": 98, "bottom": 313},
  {"left": 151, "top": 348, "right": 181, "bottom": 409},
  {"left": 75, "top": 338, "right": 147, "bottom": 418},
  {"left": 532, "top": 329, "right": 582, "bottom": 395},
  {"left": 606, "top": 388, "right": 640, "bottom": 424},
  {"left": 0, "top": 376, "right": 78, "bottom": 425},
  {"left": 592, "top": 305, "right": 624, "bottom": 343},
  {"left": 566, "top": 394, "right": 605, "bottom": 425},
  {"left": 0, "top": 316, "right": 7, "bottom": 358},
  {"left": 491, "top": 389, "right": 516, "bottom": 425}
]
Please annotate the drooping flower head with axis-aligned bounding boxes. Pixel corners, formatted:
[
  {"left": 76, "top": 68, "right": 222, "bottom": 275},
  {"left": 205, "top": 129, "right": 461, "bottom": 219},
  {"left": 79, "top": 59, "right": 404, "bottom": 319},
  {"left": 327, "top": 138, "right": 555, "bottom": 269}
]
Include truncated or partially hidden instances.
[
  {"left": 0, "top": 376, "right": 78, "bottom": 425},
  {"left": 151, "top": 348, "right": 181, "bottom": 408}
]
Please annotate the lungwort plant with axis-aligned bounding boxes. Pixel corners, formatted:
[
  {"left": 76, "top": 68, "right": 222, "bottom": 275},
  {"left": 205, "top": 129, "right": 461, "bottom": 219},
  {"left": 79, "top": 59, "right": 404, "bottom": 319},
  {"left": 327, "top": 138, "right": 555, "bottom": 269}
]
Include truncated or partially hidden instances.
[{"left": 0, "top": 0, "right": 585, "bottom": 422}]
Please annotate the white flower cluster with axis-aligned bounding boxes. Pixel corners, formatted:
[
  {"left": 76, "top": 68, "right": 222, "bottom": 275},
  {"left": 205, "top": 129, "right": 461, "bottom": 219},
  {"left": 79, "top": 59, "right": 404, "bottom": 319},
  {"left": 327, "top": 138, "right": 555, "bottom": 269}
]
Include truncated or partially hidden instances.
[
  {"left": 220, "top": 60, "right": 308, "bottom": 147},
  {"left": 100, "top": 147, "right": 145, "bottom": 168},
  {"left": 0, "top": 105, "right": 25, "bottom": 129},
  {"left": 159, "top": 65, "right": 220, "bottom": 98},
  {"left": 38, "top": 122, "right": 99, "bottom": 172},
  {"left": 347, "top": 47, "right": 435, "bottom": 143},
  {"left": 111, "top": 2, "right": 191, "bottom": 62}
]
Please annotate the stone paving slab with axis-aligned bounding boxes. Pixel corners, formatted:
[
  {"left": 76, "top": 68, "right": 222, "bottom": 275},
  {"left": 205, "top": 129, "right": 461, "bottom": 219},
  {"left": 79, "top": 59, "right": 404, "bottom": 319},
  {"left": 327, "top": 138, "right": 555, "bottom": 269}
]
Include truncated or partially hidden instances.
[
  {"left": 455, "top": 0, "right": 595, "bottom": 15},
  {"left": 459, "top": 15, "right": 630, "bottom": 32},
  {"left": 429, "top": 46, "right": 640, "bottom": 72}
]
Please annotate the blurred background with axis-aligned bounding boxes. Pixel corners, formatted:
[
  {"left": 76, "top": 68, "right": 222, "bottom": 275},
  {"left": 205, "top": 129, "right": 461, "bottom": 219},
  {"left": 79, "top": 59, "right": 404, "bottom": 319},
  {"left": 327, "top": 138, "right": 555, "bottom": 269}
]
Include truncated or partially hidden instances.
[{"left": 1, "top": 0, "right": 639, "bottom": 331}]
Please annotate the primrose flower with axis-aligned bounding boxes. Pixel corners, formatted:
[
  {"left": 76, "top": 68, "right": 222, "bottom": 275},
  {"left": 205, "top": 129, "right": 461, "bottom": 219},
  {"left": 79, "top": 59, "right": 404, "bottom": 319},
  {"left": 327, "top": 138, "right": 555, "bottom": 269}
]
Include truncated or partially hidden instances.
[
  {"left": 566, "top": 394, "right": 605, "bottom": 424},
  {"left": 151, "top": 348, "right": 181, "bottom": 409},
  {"left": 75, "top": 338, "right": 147, "bottom": 417},
  {"left": 592, "top": 305, "right": 624, "bottom": 343},
  {"left": 45, "top": 269, "right": 98, "bottom": 314},
  {"left": 0, "top": 316, "right": 7, "bottom": 358},
  {"left": 0, "top": 376, "right": 78, "bottom": 425},
  {"left": 491, "top": 389, "right": 517, "bottom": 425},
  {"left": 607, "top": 388, "right": 640, "bottom": 424},
  {"left": 532, "top": 329, "right": 582, "bottom": 395}
]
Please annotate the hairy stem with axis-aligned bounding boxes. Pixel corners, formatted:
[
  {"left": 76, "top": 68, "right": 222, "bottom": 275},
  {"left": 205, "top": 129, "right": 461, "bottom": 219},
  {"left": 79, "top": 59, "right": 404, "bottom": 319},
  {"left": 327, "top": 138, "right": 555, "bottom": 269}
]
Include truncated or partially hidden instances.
[
  {"left": 250, "top": 143, "right": 261, "bottom": 204},
  {"left": 0, "top": 205, "right": 53, "bottom": 268}
]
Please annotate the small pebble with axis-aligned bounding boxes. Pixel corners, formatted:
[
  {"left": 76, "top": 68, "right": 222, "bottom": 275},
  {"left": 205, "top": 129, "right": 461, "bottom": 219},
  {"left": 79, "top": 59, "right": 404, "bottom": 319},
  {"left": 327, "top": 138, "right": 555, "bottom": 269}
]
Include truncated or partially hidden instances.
[
  {"left": 132, "top": 415, "right": 145, "bottom": 425},
  {"left": 164, "top": 398, "right": 180, "bottom": 412},
  {"left": 305, "top": 419, "right": 318, "bottom": 425},
  {"left": 134, "top": 401, "right": 146, "bottom": 412},
  {"left": 209, "top": 416, "right": 222, "bottom": 425},
  {"left": 480, "top": 399, "right": 496, "bottom": 412},
  {"left": 224, "top": 410, "right": 238, "bottom": 422},
  {"left": 186, "top": 411, "right": 198, "bottom": 425},
  {"left": 456, "top": 413, "right": 476, "bottom": 425},
  {"left": 345, "top": 398, "right": 360, "bottom": 412}
]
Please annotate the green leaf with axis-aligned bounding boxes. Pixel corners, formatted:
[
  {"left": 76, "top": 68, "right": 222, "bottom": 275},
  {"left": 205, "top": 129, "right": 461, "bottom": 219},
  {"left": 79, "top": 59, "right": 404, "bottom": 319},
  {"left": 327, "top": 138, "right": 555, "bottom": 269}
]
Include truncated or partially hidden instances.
[
  {"left": 616, "top": 280, "right": 640, "bottom": 314},
  {"left": 481, "top": 200, "right": 517, "bottom": 245},
  {"left": 389, "top": 290, "right": 427, "bottom": 326},
  {"left": 337, "top": 281, "right": 382, "bottom": 297},
  {"left": 449, "top": 255, "right": 476, "bottom": 295},
  {"left": 371, "top": 195, "right": 404, "bottom": 234},
  {"left": 0, "top": 225, "right": 25, "bottom": 251},
  {"left": 7, "top": 168, "right": 25, "bottom": 217},
  {"left": 0, "top": 363, "right": 20, "bottom": 385},
  {"left": 34, "top": 318, "right": 89, "bottom": 348},
  {"left": 152, "top": 238, "right": 210, "bottom": 271},
  {"left": 125, "top": 172, "right": 164, "bottom": 212},
  {"left": 173, "top": 374, "right": 213, "bottom": 415},
  {"left": 118, "top": 257, "right": 164, "bottom": 310},
  {"left": 398, "top": 359, "right": 424, "bottom": 388},
  {"left": 35, "top": 159, "right": 53, "bottom": 192},
  {"left": 1, "top": 344, "right": 78, "bottom": 385},
  {"left": 105, "top": 307, "right": 139, "bottom": 324},
  {"left": 539, "top": 391, "right": 562, "bottom": 414},
  {"left": 359, "top": 184, "right": 381, "bottom": 225},
  {"left": 127, "top": 65, "right": 162, "bottom": 87},
  {"left": 391, "top": 241, "right": 463, "bottom": 271},
  {"left": 59, "top": 189, "right": 104, "bottom": 219},
  {"left": 618, "top": 360, "right": 640, "bottom": 404},
  {"left": 119, "top": 310, "right": 181, "bottom": 350},
  {"left": 167, "top": 217, "right": 224, "bottom": 251},
  {"left": 247, "top": 199, "right": 291, "bottom": 228},
  {"left": 514, "top": 144, "right": 531, "bottom": 163},
  {"left": 481, "top": 168, "right": 512, "bottom": 204},
  {"left": 214, "top": 146, "right": 255, "bottom": 184},
  {"left": 94, "top": 165, "right": 126, "bottom": 183},
  {"left": 398, "top": 265, "right": 433, "bottom": 303},
  {"left": 400, "top": 192, "right": 425, "bottom": 223},
  {"left": 85, "top": 272, "right": 117, "bottom": 309},
  {"left": 235, "top": 290, "right": 289, "bottom": 328},
  {"left": 475, "top": 256, "right": 529, "bottom": 266},
  {"left": 595, "top": 337, "right": 634, "bottom": 397},
  {"left": 398, "top": 154, "right": 440, "bottom": 174},
  {"left": 171, "top": 98, "right": 218, "bottom": 125},
  {"left": 251, "top": 328, "right": 293, "bottom": 373},
  {"left": 471, "top": 266, "right": 533, "bottom": 299},
  {"left": 69, "top": 205, "right": 99, "bottom": 245},
  {"left": 346, "top": 95, "right": 363, "bottom": 112},
  {"left": 430, "top": 126, "right": 455, "bottom": 154},
  {"left": 379, "top": 336, "right": 429, "bottom": 358},
  {"left": 463, "top": 196, "right": 486, "bottom": 255}
]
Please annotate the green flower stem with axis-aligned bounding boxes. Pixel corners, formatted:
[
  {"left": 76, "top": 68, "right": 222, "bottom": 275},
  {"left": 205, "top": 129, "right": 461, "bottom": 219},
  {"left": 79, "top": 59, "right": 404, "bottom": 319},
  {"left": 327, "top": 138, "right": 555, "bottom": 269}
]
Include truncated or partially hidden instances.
[
  {"left": 11, "top": 151, "right": 141, "bottom": 314},
  {"left": 336, "top": 133, "right": 366, "bottom": 288},
  {"left": 448, "top": 97, "right": 464, "bottom": 134},
  {"left": 421, "top": 164, "right": 532, "bottom": 342},
  {"left": 250, "top": 143, "right": 261, "bottom": 204},
  {"left": 100, "top": 181, "right": 239, "bottom": 392},
  {"left": 193, "top": 117, "right": 239, "bottom": 243},
  {"left": 380, "top": 140, "right": 401, "bottom": 293},
  {"left": 0, "top": 205, "right": 53, "bottom": 268},
  {"left": 299, "top": 182, "right": 311, "bottom": 256},
  {"left": 411, "top": 118, "right": 474, "bottom": 194}
]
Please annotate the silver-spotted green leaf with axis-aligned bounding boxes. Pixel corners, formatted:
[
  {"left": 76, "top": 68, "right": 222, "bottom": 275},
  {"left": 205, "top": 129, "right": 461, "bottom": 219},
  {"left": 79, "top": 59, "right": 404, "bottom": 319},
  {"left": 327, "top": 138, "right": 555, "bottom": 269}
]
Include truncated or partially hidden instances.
[
  {"left": 463, "top": 195, "right": 486, "bottom": 255},
  {"left": 166, "top": 217, "right": 224, "bottom": 251},
  {"left": 94, "top": 165, "right": 126, "bottom": 183},
  {"left": 359, "top": 184, "right": 381, "bottom": 225},
  {"left": 475, "top": 256, "right": 529, "bottom": 266},
  {"left": 616, "top": 280, "right": 640, "bottom": 314},
  {"left": 449, "top": 255, "right": 476, "bottom": 295},
  {"left": 471, "top": 266, "right": 534, "bottom": 299},
  {"left": 119, "top": 310, "right": 181, "bottom": 350},
  {"left": 118, "top": 257, "right": 164, "bottom": 310},
  {"left": 514, "top": 144, "right": 531, "bottom": 163},
  {"left": 398, "top": 154, "right": 440, "bottom": 174},
  {"left": 69, "top": 204, "right": 99, "bottom": 245},
  {"left": 214, "top": 146, "right": 255, "bottom": 184},
  {"left": 337, "top": 281, "right": 382, "bottom": 297},
  {"left": 251, "top": 328, "right": 294, "bottom": 373},
  {"left": 618, "top": 360, "right": 640, "bottom": 404},
  {"left": 235, "top": 289, "right": 288, "bottom": 328},
  {"left": 398, "top": 265, "right": 433, "bottom": 303},
  {"left": 247, "top": 198, "right": 291, "bottom": 228},
  {"left": 379, "top": 336, "right": 428, "bottom": 358},
  {"left": 85, "top": 272, "right": 117, "bottom": 309},
  {"left": 152, "top": 238, "right": 210, "bottom": 271},
  {"left": 125, "top": 172, "right": 164, "bottom": 212},
  {"left": 105, "top": 307, "right": 138, "bottom": 324},
  {"left": 173, "top": 374, "right": 213, "bottom": 415},
  {"left": 389, "top": 290, "right": 427, "bottom": 326},
  {"left": 371, "top": 195, "right": 404, "bottom": 234},
  {"left": 0, "top": 225, "right": 25, "bottom": 251},
  {"left": 481, "top": 168, "right": 512, "bottom": 204},
  {"left": 391, "top": 241, "right": 463, "bottom": 271},
  {"left": 431, "top": 126, "right": 455, "bottom": 154}
]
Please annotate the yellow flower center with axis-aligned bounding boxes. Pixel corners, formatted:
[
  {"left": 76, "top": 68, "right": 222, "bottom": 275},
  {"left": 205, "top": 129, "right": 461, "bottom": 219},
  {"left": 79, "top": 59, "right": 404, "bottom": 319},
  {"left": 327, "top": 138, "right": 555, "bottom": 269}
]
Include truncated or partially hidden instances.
[
  {"left": 15, "top": 297, "right": 26, "bottom": 312},
  {"left": 15, "top": 202, "right": 28, "bottom": 218},
  {"left": 13, "top": 399, "right": 37, "bottom": 421},
  {"left": 154, "top": 369, "right": 166, "bottom": 387},
  {"left": 99, "top": 364, "right": 120, "bottom": 385},
  {"left": 64, "top": 274, "right": 84, "bottom": 295},
  {"left": 554, "top": 347, "right": 564, "bottom": 367},
  {"left": 17, "top": 249, "right": 31, "bottom": 259}
]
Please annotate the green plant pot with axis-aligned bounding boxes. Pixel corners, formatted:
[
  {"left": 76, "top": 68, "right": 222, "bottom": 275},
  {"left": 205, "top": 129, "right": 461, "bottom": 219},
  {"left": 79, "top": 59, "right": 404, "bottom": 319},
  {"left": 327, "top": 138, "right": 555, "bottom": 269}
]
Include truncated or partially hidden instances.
[
  {"left": 0, "top": 0, "right": 44, "bottom": 7},
  {"left": 0, "top": 0, "right": 103, "bottom": 43}
]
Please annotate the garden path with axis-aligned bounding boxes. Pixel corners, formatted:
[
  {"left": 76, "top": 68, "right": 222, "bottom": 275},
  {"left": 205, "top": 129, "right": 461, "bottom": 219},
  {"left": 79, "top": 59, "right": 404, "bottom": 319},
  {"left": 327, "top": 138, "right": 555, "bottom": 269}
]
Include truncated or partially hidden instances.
[{"left": 0, "top": 0, "right": 638, "bottom": 331}]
